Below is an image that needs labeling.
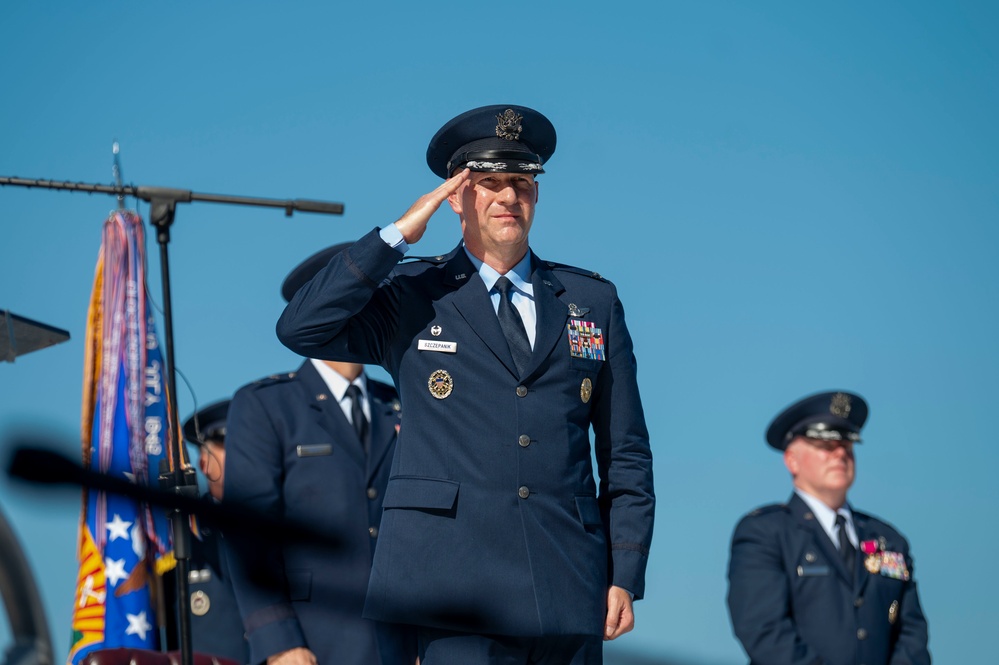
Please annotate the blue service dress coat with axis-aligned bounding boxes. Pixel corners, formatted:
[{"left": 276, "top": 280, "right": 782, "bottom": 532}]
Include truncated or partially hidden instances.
[
  {"left": 169, "top": 496, "right": 249, "bottom": 664},
  {"left": 223, "top": 360, "right": 412, "bottom": 665},
  {"left": 727, "top": 493, "right": 930, "bottom": 665},
  {"left": 276, "top": 228, "right": 656, "bottom": 637}
]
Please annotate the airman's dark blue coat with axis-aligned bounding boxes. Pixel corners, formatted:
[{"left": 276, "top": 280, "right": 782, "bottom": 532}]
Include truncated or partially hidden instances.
[
  {"left": 276, "top": 228, "right": 655, "bottom": 637},
  {"left": 223, "top": 360, "right": 411, "bottom": 665},
  {"left": 174, "top": 500, "right": 249, "bottom": 664},
  {"left": 727, "top": 493, "right": 930, "bottom": 665}
]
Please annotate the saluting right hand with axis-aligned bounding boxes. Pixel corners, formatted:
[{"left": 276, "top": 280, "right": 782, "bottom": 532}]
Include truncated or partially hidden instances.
[{"left": 393, "top": 168, "right": 470, "bottom": 244}]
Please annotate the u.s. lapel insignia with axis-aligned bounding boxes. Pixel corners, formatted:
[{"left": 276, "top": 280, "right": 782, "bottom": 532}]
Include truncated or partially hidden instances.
[
  {"left": 428, "top": 369, "right": 453, "bottom": 399},
  {"left": 431, "top": 325, "right": 442, "bottom": 337},
  {"left": 190, "top": 590, "right": 210, "bottom": 616},
  {"left": 580, "top": 377, "right": 592, "bottom": 403},
  {"left": 888, "top": 600, "right": 899, "bottom": 625},
  {"left": 567, "top": 303, "right": 590, "bottom": 318}
]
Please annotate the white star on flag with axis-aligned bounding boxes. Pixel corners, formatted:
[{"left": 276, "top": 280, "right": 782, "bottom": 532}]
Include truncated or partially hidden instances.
[
  {"left": 104, "top": 557, "right": 128, "bottom": 587},
  {"left": 106, "top": 514, "right": 132, "bottom": 541},
  {"left": 125, "top": 611, "right": 152, "bottom": 641}
]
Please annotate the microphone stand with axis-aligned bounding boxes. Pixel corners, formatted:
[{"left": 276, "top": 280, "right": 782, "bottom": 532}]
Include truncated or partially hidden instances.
[{"left": 1, "top": 174, "right": 344, "bottom": 665}]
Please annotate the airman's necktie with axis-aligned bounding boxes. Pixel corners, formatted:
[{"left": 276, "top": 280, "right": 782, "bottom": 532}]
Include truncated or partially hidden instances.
[
  {"left": 345, "top": 384, "right": 369, "bottom": 456},
  {"left": 495, "top": 276, "right": 531, "bottom": 375},
  {"left": 836, "top": 513, "right": 855, "bottom": 581}
]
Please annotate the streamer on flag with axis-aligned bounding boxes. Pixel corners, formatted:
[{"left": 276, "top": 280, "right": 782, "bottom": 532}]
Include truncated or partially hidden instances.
[{"left": 68, "top": 210, "right": 186, "bottom": 665}]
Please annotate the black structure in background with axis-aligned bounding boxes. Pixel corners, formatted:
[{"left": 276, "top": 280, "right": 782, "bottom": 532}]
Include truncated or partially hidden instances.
[
  {"left": 0, "top": 311, "right": 70, "bottom": 363},
  {"left": 1, "top": 174, "right": 344, "bottom": 665}
]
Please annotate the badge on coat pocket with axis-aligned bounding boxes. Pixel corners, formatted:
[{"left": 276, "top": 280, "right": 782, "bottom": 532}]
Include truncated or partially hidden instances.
[{"left": 296, "top": 444, "right": 333, "bottom": 457}]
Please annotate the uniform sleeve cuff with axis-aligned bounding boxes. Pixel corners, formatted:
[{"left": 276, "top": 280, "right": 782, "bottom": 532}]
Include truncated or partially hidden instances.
[{"left": 378, "top": 224, "right": 409, "bottom": 253}]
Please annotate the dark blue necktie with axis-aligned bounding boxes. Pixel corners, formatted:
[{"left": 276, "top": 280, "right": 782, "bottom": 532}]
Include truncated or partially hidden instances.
[
  {"left": 495, "top": 276, "right": 531, "bottom": 375},
  {"left": 345, "top": 384, "right": 369, "bottom": 456},
  {"left": 836, "top": 513, "right": 855, "bottom": 580}
]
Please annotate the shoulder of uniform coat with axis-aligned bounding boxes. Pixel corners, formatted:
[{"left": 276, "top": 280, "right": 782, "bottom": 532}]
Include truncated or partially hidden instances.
[
  {"left": 239, "top": 371, "right": 297, "bottom": 393},
  {"left": 368, "top": 377, "right": 401, "bottom": 412},
  {"left": 746, "top": 502, "right": 789, "bottom": 518},
  {"left": 544, "top": 260, "right": 610, "bottom": 283}
]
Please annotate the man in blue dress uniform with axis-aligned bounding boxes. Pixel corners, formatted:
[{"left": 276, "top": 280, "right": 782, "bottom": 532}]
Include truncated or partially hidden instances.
[
  {"left": 727, "top": 391, "right": 930, "bottom": 665},
  {"left": 177, "top": 400, "right": 249, "bottom": 664},
  {"left": 276, "top": 105, "right": 656, "bottom": 664},
  {"left": 223, "top": 244, "right": 414, "bottom": 665}
]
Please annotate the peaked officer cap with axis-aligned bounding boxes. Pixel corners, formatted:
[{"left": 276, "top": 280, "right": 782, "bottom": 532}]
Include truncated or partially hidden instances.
[
  {"left": 281, "top": 242, "right": 354, "bottom": 303},
  {"left": 427, "top": 104, "right": 557, "bottom": 179},
  {"left": 766, "top": 390, "right": 869, "bottom": 450},
  {"left": 182, "top": 399, "right": 231, "bottom": 446}
]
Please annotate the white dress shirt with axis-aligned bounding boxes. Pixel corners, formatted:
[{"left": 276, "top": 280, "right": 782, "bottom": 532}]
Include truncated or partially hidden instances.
[
  {"left": 310, "top": 358, "right": 369, "bottom": 425},
  {"left": 795, "top": 488, "right": 858, "bottom": 549}
]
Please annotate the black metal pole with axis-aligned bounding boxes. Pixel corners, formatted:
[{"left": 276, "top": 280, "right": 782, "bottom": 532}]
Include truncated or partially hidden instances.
[
  {"left": 148, "top": 197, "right": 196, "bottom": 665},
  {"left": 0, "top": 176, "right": 344, "bottom": 216}
]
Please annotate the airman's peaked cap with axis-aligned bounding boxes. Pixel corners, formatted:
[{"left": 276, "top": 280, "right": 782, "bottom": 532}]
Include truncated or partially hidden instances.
[
  {"left": 281, "top": 242, "right": 354, "bottom": 302},
  {"left": 765, "top": 390, "right": 869, "bottom": 450},
  {"left": 427, "top": 104, "right": 556, "bottom": 179},
  {"left": 182, "top": 399, "right": 230, "bottom": 446}
]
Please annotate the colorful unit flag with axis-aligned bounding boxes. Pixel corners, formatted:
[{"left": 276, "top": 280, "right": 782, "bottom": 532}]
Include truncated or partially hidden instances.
[{"left": 68, "top": 210, "right": 185, "bottom": 665}]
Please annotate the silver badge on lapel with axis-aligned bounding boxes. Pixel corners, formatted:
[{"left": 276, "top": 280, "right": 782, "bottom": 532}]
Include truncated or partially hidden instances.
[
  {"left": 431, "top": 325, "right": 442, "bottom": 337},
  {"left": 567, "top": 303, "right": 590, "bottom": 317}
]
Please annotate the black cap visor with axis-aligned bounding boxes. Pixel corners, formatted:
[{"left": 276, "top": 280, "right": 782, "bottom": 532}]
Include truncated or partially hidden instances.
[{"left": 447, "top": 149, "right": 545, "bottom": 177}]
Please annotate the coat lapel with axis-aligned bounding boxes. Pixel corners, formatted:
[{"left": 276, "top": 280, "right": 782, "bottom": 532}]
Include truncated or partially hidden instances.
[
  {"left": 523, "top": 258, "right": 568, "bottom": 378},
  {"left": 853, "top": 511, "right": 877, "bottom": 595},
  {"left": 789, "top": 493, "right": 853, "bottom": 586},
  {"left": 367, "top": 392, "right": 400, "bottom": 481},
  {"left": 446, "top": 249, "right": 520, "bottom": 378},
  {"left": 296, "top": 361, "right": 366, "bottom": 468}
]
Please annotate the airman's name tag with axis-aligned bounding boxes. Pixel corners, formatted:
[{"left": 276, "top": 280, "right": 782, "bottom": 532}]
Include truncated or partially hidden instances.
[{"left": 418, "top": 339, "right": 457, "bottom": 353}]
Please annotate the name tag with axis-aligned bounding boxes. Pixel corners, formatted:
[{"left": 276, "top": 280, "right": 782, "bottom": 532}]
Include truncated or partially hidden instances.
[
  {"left": 797, "top": 564, "right": 830, "bottom": 577},
  {"left": 418, "top": 339, "right": 457, "bottom": 353},
  {"left": 297, "top": 444, "right": 333, "bottom": 457}
]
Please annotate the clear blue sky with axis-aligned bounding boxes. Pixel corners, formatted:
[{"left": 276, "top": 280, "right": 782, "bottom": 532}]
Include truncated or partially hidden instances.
[{"left": 2, "top": 2, "right": 997, "bottom": 663}]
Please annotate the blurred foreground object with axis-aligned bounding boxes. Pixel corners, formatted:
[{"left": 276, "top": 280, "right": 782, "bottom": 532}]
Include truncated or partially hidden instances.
[
  {"left": 0, "top": 310, "right": 70, "bottom": 362},
  {"left": 78, "top": 648, "right": 236, "bottom": 665},
  {"left": 0, "top": 505, "right": 54, "bottom": 665}
]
